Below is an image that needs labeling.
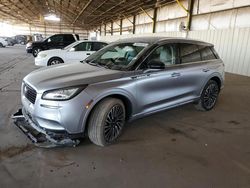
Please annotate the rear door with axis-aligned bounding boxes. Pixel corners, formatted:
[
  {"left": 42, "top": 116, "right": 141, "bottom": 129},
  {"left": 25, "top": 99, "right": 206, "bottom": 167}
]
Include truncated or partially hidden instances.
[
  {"left": 47, "top": 34, "right": 64, "bottom": 49},
  {"left": 63, "top": 34, "right": 76, "bottom": 47},
  {"left": 65, "top": 41, "right": 94, "bottom": 63},
  {"left": 177, "top": 43, "right": 211, "bottom": 97}
]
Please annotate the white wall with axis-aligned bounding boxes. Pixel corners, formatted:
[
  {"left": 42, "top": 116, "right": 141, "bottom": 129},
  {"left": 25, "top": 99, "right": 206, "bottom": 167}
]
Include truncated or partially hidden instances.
[{"left": 100, "top": 0, "right": 250, "bottom": 76}]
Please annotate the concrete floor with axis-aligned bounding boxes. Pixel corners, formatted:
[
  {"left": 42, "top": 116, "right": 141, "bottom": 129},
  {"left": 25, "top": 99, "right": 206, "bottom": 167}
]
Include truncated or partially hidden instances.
[{"left": 0, "top": 45, "right": 250, "bottom": 188}]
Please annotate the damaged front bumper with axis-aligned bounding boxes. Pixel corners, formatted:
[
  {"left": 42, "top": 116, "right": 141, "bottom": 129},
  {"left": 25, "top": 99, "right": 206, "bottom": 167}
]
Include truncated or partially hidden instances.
[{"left": 11, "top": 109, "right": 80, "bottom": 148}]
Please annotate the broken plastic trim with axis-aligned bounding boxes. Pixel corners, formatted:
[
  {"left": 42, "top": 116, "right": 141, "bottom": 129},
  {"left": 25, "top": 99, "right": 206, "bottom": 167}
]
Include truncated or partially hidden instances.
[{"left": 11, "top": 109, "right": 80, "bottom": 148}]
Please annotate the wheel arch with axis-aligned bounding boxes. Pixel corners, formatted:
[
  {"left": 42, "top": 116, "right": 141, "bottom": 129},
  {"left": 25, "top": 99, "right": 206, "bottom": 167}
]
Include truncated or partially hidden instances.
[
  {"left": 199, "top": 72, "right": 224, "bottom": 95},
  {"left": 47, "top": 56, "right": 64, "bottom": 65},
  {"left": 32, "top": 46, "right": 43, "bottom": 50},
  {"left": 210, "top": 76, "right": 222, "bottom": 90},
  {"left": 82, "top": 92, "right": 134, "bottom": 134}
]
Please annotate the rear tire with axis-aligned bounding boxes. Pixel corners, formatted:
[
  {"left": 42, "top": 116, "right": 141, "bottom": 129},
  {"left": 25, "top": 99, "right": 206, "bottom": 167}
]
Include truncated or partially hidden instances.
[
  {"left": 47, "top": 57, "right": 64, "bottom": 66},
  {"left": 88, "top": 98, "right": 126, "bottom": 146},
  {"left": 0, "top": 43, "right": 3, "bottom": 48},
  {"left": 195, "top": 80, "right": 219, "bottom": 111}
]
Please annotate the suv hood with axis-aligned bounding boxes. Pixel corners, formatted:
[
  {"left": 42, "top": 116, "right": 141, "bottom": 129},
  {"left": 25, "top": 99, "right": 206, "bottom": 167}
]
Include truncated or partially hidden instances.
[
  {"left": 24, "top": 63, "right": 123, "bottom": 93},
  {"left": 31, "top": 41, "right": 44, "bottom": 46}
]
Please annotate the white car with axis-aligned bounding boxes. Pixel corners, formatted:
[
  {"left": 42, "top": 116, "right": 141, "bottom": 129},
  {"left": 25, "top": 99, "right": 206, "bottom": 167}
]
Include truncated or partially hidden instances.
[
  {"left": 0, "top": 37, "right": 8, "bottom": 47},
  {"left": 35, "top": 40, "right": 108, "bottom": 66}
]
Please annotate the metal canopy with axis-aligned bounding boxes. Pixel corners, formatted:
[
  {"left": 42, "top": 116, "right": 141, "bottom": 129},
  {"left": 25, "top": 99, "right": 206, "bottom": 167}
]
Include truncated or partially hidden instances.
[{"left": 0, "top": 0, "right": 174, "bottom": 29}]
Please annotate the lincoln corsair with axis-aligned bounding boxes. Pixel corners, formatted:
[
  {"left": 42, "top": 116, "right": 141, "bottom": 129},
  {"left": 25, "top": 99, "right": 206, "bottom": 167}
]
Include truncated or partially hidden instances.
[{"left": 13, "top": 37, "right": 224, "bottom": 146}]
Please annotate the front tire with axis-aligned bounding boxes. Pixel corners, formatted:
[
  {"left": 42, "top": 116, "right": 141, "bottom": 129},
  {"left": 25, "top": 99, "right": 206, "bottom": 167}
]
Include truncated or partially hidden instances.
[
  {"left": 47, "top": 57, "right": 64, "bottom": 66},
  {"left": 88, "top": 98, "right": 126, "bottom": 146},
  {"left": 195, "top": 80, "right": 219, "bottom": 111},
  {"left": 32, "top": 47, "right": 41, "bottom": 57}
]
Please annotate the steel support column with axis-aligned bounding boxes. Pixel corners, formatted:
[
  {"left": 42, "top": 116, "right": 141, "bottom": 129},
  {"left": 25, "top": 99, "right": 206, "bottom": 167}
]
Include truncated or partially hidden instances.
[
  {"left": 152, "top": 7, "right": 158, "bottom": 33},
  {"left": 187, "top": 0, "right": 194, "bottom": 30},
  {"left": 111, "top": 21, "right": 113, "bottom": 35},
  {"left": 104, "top": 24, "right": 106, "bottom": 36},
  {"left": 120, "top": 19, "right": 123, "bottom": 35},
  {"left": 132, "top": 15, "right": 136, "bottom": 34}
]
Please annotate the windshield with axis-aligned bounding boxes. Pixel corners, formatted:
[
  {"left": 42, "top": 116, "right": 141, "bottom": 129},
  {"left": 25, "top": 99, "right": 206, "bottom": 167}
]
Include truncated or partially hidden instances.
[{"left": 85, "top": 42, "right": 148, "bottom": 70}]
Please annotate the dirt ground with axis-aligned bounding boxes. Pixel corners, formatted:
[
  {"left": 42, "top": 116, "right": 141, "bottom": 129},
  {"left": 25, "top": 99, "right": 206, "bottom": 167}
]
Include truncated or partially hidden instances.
[{"left": 0, "top": 45, "right": 250, "bottom": 188}]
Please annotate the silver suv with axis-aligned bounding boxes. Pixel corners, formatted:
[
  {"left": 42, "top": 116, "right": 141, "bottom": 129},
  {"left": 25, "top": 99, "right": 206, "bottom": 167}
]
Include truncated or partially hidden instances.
[{"left": 13, "top": 37, "right": 224, "bottom": 147}]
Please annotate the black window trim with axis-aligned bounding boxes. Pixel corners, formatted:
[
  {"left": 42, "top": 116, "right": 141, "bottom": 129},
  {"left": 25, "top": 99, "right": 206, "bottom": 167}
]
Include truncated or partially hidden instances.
[
  {"left": 178, "top": 43, "right": 202, "bottom": 64},
  {"left": 136, "top": 42, "right": 180, "bottom": 70},
  {"left": 73, "top": 41, "right": 92, "bottom": 51}
]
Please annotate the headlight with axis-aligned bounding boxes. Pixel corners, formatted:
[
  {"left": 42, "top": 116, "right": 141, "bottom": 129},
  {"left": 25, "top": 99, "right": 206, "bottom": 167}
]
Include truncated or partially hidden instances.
[
  {"left": 26, "top": 42, "right": 32, "bottom": 47},
  {"left": 42, "top": 86, "right": 87, "bottom": 101},
  {"left": 38, "top": 53, "right": 47, "bottom": 58}
]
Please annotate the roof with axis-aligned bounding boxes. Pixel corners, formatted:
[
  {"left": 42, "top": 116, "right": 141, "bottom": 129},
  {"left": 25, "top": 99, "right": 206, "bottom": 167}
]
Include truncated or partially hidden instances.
[
  {"left": 0, "top": 0, "right": 174, "bottom": 29},
  {"left": 115, "top": 37, "right": 214, "bottom": 46}
]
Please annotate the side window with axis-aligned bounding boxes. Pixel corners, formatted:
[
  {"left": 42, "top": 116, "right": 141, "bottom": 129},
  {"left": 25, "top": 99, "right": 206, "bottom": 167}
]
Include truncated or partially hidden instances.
[
  {"left": 180, "top": 44, "right": 201, "bottom": 64},
  {"left": 48, "top": 35, "right": 64, "bottom": 43},
  {"left": 72, "top": 42, "right": 92, "bottom": 51},
  {"left": 92, "top": 42, "right": 108, "bottom": 51},
  {"left": 147, "top": 44, "right": 177, "bottom": 67},
  {"left": 199, "top": 46, "right": 217, "bottom": 60},
  {"left": 64, "top": 34, "right": 74, "bottom": 42}
]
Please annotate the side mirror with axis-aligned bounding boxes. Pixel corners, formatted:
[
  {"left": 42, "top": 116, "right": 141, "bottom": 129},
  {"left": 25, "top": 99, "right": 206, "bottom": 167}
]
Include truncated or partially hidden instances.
[
  {"left": 147, "top": 60, "right": 165, "bottom": 70},
  {"left": 69, "top": 47, "right": 75, "bottom": 52}
]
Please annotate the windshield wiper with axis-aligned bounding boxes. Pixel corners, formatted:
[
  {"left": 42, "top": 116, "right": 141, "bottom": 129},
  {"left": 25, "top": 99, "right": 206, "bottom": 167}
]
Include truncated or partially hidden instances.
[{"left": 84, "top": 60, "right": 106, "bottom": 68}]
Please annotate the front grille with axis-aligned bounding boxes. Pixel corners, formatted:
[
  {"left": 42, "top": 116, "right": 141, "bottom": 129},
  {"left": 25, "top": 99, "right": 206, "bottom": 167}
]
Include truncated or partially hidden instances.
[{"left": 23, "top": 84, "right": 37, "bottom": 104}]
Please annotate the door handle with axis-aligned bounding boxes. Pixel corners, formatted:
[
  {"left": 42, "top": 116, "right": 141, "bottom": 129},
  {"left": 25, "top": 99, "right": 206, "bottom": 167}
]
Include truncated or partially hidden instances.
[
  {"left": 86, "top": 53, "right": 91, "bottom": 55},
  {"left": 171, "top": 72, "right": 181, "bottom": 77},
  {"left": 202, "top": 68, "right": 210, "bottom": 72}
]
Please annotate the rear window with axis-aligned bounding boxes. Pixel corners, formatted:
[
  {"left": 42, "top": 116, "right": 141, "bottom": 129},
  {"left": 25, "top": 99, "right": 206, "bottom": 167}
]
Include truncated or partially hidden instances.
[
  {"left": 48, "top": 35, "right": 63, "bottom": 42},
  {"left": 180, "top": 44, "right": 201, "bottom": 64},
  {"left": 199, "top": 46, "right": 217, "bottom": 60}
]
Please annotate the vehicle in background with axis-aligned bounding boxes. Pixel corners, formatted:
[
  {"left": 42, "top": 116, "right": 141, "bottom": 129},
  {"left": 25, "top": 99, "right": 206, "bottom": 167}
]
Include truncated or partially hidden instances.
[
  {"left": 0, "top": 37, "right": 8, "bottom": 47},
  {"left": 13, "top": 37, "right": 224, "bottom": 147},
  {"left": 26, "top": 34, "right": 44, "bottom": 53},
  {"left": 6, "top": 37, "right": 18, "bottom": 46},
  {"left": 14, "top": 35, "right": 28, "bottom": 45},
  {"left": 35, "top": 40, "right": 108, "bottom": 66},
  {"left": 28, "top": 34, "right": 79, "bottom": 57}
]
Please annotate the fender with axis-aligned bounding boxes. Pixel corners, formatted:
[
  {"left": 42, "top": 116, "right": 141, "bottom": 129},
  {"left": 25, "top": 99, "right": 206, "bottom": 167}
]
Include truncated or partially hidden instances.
[
  {"left": 199, "top": 72, "right": 224, "bottom": 95},
  {"left": 79, "top": 88, "right": 136, "bottom": 133}
]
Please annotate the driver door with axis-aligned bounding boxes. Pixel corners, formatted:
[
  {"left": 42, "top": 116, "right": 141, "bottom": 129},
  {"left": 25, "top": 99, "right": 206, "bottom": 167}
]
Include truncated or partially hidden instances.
[{"left": 135, "top": 43, "right": 189, "bottom": 115}]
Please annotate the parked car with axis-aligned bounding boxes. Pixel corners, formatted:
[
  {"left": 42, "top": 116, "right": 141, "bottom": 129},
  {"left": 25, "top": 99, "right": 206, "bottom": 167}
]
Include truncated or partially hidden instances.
[
  {"left": 13, "top": 37, "right": 224, "bottom": 147},
  {"left": 4, "top": 37, "right": 17, "bottom": 46},
  {"left": 14, "top": 35, "right": 28, "bottom": 45},
  {"left": 35, "top": 40, "right": 108, "bottom": 66},
  {"left": 27, "top": 34, "right": 79, "bottom": 57},
  {"left": 0, "top": 37, "right": 8, "bottom": 47}
]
